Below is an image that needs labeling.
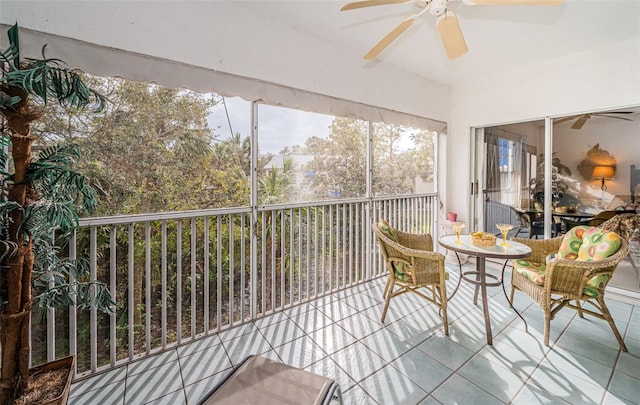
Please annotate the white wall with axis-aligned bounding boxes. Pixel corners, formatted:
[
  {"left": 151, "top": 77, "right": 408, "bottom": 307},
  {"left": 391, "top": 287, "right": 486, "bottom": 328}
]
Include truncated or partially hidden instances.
[
  {"left": 553, "top": 116, "right": 640, "bottom": 210},
  {"left": 449, "top": 37, "right": 640, "bottom": 224}
]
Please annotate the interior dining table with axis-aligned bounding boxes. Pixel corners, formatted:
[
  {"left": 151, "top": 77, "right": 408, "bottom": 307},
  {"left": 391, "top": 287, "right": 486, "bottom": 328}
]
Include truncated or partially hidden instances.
[
  {"left": 552, "top": 211, "right": 595, "bottom": 234},
  {"left": 515, "top": 208, "right": 595, "bottom": 236}
]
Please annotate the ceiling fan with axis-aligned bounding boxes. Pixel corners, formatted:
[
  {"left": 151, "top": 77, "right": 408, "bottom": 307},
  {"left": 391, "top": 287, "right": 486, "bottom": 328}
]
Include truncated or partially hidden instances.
[
  {"left": 554, "top": 112, "right": 634, "bottom": 130},
  {"left": 340, "top": 0, "right": 563, "bottom": 60}
]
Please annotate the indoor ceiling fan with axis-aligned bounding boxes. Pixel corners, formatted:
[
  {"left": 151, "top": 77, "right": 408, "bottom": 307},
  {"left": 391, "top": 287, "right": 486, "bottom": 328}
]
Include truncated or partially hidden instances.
[
  {"left": 340, "top": 0, "right": 563, "bottom": 60},
  {"left": 554, "top": 112, "right": 634, "bottom": 130}
]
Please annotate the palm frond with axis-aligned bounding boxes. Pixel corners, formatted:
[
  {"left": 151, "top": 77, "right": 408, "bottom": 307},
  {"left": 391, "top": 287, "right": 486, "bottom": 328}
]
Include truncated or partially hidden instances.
[
  {"left": 0, "top": 135, "right": 9, "bottom": 173},
  {"left": 17, "top": 142, "right": 97, "bottom": 245},
  {"left": 0, "top": 23, "right": 20, "bottom": 69},
  {"left": 2, "top": 47, "right": 107, "bottom": 113},
  {"left": 33, "top": 260, "right": 114, "bottom": 313},
  {"left": 0, "top": 200, "right": 22, "bottom": 222},
  {"left": 37, "top": 143, "right": 81, "bottom": 162},
  {"left": 0, "top": 240, "right": 18, "bottom": 263},
  {"left": 0, "top": 90, "right": 22, "bottom": 110},
  {"left": 28, "top": 143, "right": 98, "bottom": 213},
  {"left": 21, "top": 198, "right": 78, "bottom": 237}
]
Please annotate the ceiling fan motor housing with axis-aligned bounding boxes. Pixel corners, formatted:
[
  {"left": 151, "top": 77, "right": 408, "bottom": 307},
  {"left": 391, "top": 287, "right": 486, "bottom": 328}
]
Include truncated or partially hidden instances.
[{"left": 428, "top": 0, "right": 448, "bottom": 15}]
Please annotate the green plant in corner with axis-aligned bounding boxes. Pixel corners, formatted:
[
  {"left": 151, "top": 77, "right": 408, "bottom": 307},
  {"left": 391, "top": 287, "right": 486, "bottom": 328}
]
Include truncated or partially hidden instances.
[{"left": 0, "top": 23, "right": 113, "bottom": 403}]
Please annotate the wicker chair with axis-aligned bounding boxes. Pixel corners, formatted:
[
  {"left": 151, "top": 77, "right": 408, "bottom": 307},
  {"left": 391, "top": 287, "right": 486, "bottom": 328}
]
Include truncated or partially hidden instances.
[
  {"left": 373, "top": 220, "right": 449, "bottom": 335},
  {"left": 510, "top": 231, "right": 629, "bottom": 351}
]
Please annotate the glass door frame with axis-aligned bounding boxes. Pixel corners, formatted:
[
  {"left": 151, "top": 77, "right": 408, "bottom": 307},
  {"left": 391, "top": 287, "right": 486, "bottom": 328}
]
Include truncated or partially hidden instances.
[{"left": 470, "top": 117, "right": 555, "bottom": 237}]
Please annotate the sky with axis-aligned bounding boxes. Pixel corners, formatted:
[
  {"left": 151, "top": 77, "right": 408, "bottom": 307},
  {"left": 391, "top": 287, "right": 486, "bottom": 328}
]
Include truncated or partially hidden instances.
[
  {"left": 207, "top": 95, "right": 426, "bottom": 156},
  {"left": 207, "top": 96, "right": 333, "bottom": 155}
]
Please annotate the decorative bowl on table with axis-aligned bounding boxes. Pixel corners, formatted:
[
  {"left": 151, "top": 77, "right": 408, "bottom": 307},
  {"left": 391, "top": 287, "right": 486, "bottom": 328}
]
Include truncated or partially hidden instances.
[
  {"left": 470, "top": 232, "right": 497, "bottom": 247},
  {"left": 554, "top": 206, "right": 568, "bottom": 214}
]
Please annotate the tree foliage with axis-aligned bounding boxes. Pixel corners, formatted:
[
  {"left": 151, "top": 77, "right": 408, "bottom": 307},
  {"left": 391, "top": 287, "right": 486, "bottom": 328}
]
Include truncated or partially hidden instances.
[
  {"left": 303, "top": 117, "right": 435, "bottom": 199},
  {"left": 34, "top": 78, "right": 252, "bottom": 215}
]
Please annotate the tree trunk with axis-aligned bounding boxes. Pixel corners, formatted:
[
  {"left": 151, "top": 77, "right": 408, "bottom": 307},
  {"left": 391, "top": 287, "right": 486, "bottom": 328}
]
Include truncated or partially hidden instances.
[
  {"left": 0, "top": 114, "right": 35, "bottom": 403},
  {"left": 133, "top": 263, "right": 143, "bottom": 326}
]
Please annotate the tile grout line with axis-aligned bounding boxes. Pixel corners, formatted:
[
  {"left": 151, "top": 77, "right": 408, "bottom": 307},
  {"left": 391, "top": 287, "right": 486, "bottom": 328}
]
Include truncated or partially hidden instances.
[{"left": 599, "top": 303, "right": 635, "bottom": 405}]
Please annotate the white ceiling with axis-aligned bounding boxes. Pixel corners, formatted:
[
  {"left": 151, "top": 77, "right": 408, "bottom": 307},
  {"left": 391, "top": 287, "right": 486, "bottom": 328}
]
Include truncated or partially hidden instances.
[{"left": 236, "top": 0, "right": 640, "bottom": 87}]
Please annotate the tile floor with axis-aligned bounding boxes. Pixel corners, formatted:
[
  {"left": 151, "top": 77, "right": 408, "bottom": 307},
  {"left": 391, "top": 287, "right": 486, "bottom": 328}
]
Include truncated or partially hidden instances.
[{"left": 68, "top": 260, "right": 640, "bottom": 404}]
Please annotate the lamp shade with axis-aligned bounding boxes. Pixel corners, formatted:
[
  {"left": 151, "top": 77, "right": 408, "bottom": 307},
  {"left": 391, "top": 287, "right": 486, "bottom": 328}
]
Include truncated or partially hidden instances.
[{"left": 592, "top": 165, "right": 615, "bottom": 179}]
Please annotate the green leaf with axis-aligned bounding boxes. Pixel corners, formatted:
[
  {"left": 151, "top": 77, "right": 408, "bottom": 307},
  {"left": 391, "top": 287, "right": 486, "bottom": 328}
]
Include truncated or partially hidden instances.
[
  {"left": 2, "top": 52, "right": 108, "bottom": 112},
  {"left": 0, "top": 91, "right": 21, "bottom": 109},
  {"left": 0, "top": 23, "right": 20, "bottom": 69}
]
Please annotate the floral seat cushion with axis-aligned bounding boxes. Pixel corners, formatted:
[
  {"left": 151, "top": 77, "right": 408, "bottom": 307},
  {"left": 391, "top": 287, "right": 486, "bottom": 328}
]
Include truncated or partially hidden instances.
[
  {"left": 513, "top": 260, "right": 546, "bottom": 285},
  {"left": 513, "top": 226, "right": 621, "bottom": 298}
]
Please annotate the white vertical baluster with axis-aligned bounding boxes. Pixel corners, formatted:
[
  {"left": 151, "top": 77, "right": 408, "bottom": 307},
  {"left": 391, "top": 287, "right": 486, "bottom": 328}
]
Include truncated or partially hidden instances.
[{"left": 110, "top": 227, "right": 117, "bottom": 365}]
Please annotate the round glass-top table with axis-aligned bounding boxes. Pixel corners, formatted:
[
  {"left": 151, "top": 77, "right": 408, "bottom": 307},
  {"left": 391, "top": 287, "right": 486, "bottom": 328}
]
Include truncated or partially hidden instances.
[{"left": 439, "top": 234, "right": 532, "bottom": 345}]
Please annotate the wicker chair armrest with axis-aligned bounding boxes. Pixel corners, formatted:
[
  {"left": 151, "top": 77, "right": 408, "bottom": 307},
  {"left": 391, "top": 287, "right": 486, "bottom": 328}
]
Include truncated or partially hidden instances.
[
  {"left": 545, "top": 260, "right": 601, "bottom": 294},
  {"left": 512, "top": 235, "right": 564, "bottom": 263},
  {"left": 545, "top": 238, "right": 629, "bottom": 293},
  {"left": 411, "top": 257, "right": 446, "bottom": 285}
]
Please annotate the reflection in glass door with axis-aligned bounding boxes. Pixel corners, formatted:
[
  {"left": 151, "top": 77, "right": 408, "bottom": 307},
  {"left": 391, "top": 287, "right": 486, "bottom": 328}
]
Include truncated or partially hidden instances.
[{"left": 472, "top": 125, "right": 539, "bottom": 236}]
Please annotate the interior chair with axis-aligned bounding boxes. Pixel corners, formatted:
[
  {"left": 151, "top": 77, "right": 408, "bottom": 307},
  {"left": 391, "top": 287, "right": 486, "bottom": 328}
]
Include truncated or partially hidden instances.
[
  {"left": 511, "top": 206, "right": 544, "bottom": 239},
  {"left": 598, "top": 213, "right": 640, "bottom": 241},
  {"left": 373, "top": 219, "right": 449, "bottom": 334},
  {"left": 588, "top": 210, "right": 621, "bottom": 227},
  {"left": 510, "top": 226, "right": 629, "bottom": 351}
]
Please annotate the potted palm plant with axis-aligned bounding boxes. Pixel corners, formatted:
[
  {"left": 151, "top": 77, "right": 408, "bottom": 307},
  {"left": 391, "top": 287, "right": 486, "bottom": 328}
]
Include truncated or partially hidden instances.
[
  {"left": 529, "top": 152, "right": 572, "bottom": 207},
  {"left": 0, "top": 23, "right": 113, "bottom": 404}
]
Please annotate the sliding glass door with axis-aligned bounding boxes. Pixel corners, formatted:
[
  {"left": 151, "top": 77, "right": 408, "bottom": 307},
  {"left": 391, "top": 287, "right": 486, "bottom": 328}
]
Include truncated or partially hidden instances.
[
  {"left": 472, "top": 111, "right": 640, "bottom": 297},
  {"left": 472, "top": 126, "right": 537, "bottom": 236}
]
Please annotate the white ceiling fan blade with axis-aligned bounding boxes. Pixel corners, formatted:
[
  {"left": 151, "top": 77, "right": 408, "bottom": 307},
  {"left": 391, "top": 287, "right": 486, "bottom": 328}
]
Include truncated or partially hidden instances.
[
  {"left": 437, "top": 12, "right": 468, "bottom": 60},
  {"left": 464, "top": 0, "right": 563, "bottom": 5},
  {"left": 364, "top": 17, "right": 416, "bottom": 59},
  {"left": 571, "top": 114, "right": 590, "bottom": 130},
  {"left": 341, "top": 0, "right": 410, "bottom": 11}
]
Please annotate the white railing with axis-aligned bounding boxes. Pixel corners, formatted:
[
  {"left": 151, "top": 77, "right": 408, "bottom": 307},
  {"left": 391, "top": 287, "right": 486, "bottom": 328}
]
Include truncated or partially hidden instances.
[{"left": 33, "top": 194, "right": 438, "bottom": 377}]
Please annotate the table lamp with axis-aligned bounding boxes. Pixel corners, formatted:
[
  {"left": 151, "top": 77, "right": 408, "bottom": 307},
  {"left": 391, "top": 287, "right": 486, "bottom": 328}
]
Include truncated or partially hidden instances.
[{"left": 592, "top": 165, "right": 615, "bottom": 199}]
